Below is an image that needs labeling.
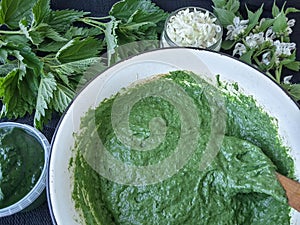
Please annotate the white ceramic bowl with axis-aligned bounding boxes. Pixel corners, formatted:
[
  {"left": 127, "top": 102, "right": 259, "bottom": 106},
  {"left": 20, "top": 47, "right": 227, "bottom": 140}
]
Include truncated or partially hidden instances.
[{"left": 47, "top": 48, "right": 300, "bottom": 224}]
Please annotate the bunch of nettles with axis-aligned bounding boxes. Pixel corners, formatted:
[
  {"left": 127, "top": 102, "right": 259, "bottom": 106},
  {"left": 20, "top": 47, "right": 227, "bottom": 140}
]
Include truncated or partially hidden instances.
[
  {"left": 212, "top": 0, "right": 300, "bottom": 101},
  {"left": 0, "top": 0, "right": 167, "bottom": 128}
]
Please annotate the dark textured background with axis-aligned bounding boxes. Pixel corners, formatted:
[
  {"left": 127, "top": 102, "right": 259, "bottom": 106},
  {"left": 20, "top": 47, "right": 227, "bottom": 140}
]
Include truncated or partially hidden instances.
[{"left": 1, "top": 0, "right": 300, "bottom": 224}]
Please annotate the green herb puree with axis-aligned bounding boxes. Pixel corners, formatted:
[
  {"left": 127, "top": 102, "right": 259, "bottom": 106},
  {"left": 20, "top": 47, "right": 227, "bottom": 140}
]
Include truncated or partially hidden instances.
[
  {"left": 0, "top": 127, "right": 44, "bottom": 208},
  {"left": 72, "top": 70, "right": 294, "bottom": 225}
]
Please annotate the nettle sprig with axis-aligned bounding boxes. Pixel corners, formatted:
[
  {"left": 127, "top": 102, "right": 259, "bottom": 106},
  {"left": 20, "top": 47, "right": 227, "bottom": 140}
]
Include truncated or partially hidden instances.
[{"left": 212, "top": 0, "right": 300, "bottom": 101}]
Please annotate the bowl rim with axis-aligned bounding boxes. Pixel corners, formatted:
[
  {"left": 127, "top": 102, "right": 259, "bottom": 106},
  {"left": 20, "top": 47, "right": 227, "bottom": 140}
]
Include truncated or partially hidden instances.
[
  {"left": 46, "top": 47, "right": 300, "bottom": 225},
  {"left": 0, "top": 122, "right": 50, "bottom": 217}
]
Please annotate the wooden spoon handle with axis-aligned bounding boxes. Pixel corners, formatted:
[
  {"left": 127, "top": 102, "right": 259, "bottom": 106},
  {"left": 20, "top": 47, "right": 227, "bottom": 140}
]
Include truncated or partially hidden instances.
[{"left": 276, "top": 172, "right": 300, "bottom": 212}]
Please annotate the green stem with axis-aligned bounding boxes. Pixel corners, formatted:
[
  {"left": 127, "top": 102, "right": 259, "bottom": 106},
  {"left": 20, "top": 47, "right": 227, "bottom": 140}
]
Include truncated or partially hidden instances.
[
  {"left": 80, "top": 18, "right": 108, "bottom": 31},
  {"left": 85, "top": 16, "right": 113, "bottom": 20},
  {"left": 253, "top": 56, "right": 261, "bottom": 67},
  {"left": 265, "top": 71, "right": 277, "bottom": 82},
  {"left": 275, "top": 64, "right": 282, "bottom": 83},
  {"left": 0, "top": 30, "right": 23, "bottom": 35}
]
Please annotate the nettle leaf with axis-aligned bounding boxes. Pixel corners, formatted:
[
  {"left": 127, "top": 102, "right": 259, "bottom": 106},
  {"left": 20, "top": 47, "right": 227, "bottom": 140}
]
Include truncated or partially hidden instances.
[
  {"left": 213, "top": 8, "right": 235, "bottom": 27},
  {"left": 51, "top": 83, "right": 75, "bottom": 113},
  {"left": 32, "top": 0, "right": 51, "bottom": 26},
  {"left": 110, "top": 0, "right": 167, "bottom": 24},
  {"left": 48, "top": 9, "right": 89, "bottom": 32},
  {"left": 0, "top": 0, "right": 36, "bottom": 29},
  {"left": 54, "top": 57, "right": 99, "bottom": 76},
  {"left": 38, "top": 41, "right": 67, "bottom": 53},
  {"left": 0, "top": 48, "right": 8, "bottom": 64},
  {"left": 56, "top": 37, "right": 102, "bottom": 63},
  {"left": 18, "top": 46, "right": 43, "bottom": 74},
  {"left": 2, "top": 34, "right": 29, "bottom": 47},
  {"left": 19, "top": 19, "right": 35, "bottom": 44},
  {"left": 0, "top": 68, "right": 30, "bottom": 118},
  {"left": 18, "top": 68, "right": 39, "bottom": 108},
  {"left": 38, "top": 25, "right": 68, "bottom": 42},
  {"left": 273, "top": 12, "right": 288, "bottom": 33},
  {"left": 0, "top": 63, "right": 17, "bottom": 76},
  {"left": 34, "top": 73, "right": 57, "bottom": 128},
  {"left": 65, "top": 26, "right": 103, "bottom": 39},
  {"left": 117, "top": 21, "right": 156, "bottom": 42},
  {"left": 0, "top": 69, "right": 18, "bottom": 102}
]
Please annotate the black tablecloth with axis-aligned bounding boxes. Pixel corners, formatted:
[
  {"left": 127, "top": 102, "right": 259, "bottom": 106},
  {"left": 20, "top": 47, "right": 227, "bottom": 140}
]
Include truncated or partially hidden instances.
[{"left": 1, "top": 0, "right": 300, "bottom": 224}]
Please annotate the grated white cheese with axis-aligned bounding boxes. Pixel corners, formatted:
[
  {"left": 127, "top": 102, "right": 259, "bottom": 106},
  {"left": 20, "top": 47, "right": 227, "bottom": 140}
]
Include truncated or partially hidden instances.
[{"left": 165, "top": 8, "right": 222, "bottom": 48}]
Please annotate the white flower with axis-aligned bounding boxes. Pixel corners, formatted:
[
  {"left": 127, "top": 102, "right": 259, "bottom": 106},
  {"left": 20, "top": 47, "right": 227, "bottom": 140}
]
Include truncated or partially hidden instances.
[
  {"left": 226, "top": 17, "right": 249, "bottom": 40},
  {"left": 273, "top": 40, "right": 296, "bottom": 56},
  {"left": 265, "top": 28, "right": 276, "bottom": 41},
  {"left": 287, "top": 19, "right": 295, "bottom": 27},
  {"left": 262, "top": 52, "right": 271, "bottom": 65},
  {"left": 233, "top": 43, "right": 246, "bottom": 56},
  {"left": 284, "top": 19, "right": 295, "bottom": 34},
  {"left": 283, "top": 75, "right": 293, "bottom": 84},
  {"left": 245, "top": 32, "right": 264, "bottom": 48}
]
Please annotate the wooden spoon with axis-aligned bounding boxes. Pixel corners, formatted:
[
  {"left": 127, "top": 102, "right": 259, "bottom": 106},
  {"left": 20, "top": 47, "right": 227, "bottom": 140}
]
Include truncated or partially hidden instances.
[{"left": 276, "top": 172, "right": 300, "bottom": 212}]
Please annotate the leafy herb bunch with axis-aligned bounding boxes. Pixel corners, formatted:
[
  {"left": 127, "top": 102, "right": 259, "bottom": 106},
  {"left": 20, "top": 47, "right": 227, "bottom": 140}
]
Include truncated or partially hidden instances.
[
  {"left": 0, "top": 0, "right": 167, "bottom": 129},
  {"left": 212, "top": 0, "right": 300, "bottom": 101}
]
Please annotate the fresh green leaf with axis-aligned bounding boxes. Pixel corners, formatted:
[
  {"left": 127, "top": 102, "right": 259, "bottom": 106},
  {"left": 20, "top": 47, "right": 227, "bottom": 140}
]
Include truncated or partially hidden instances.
[
  {"left": 32, "top": 0, "right": 51, "bottom": 26},
  {"left": 272, "top": 1, "right": 280, "bottom": 17},
  {"left": 257, "top": 18, "right": 274, "bottom": 32},
  {"left": 282, "top": 83, "right": 300, "bottom": 101},
  {"left": 273, "top": 12, "right": 288, "bottom": 33},
  {"left": 0, "top": 68, "right": 30, "bottom": 118},
  {"left": 213, "top": 8, "right": 236, "bottom": 27},
  {"left": 48, "top": 9, "right": 89, "bottom": 32},
  {"left": 221, "top": 40, "right": 236, "bottom": 50},
  {"left": 54, "top": 57, "right": 99, "bottom": 77},
  {"left": 77, "top": 58, "right": 107, "bottom": 87},
  {"left": 51, "top": 83, "right": 75, "bottom": 113},
  {"left": 239, "top": 49, "right": 255, "bottom": 65},
  {"left": 212, "top": 0, "right": 227, "bottom": 9},
  {"left": 55, "top": 37, "right": 102, "bottom": 63},
  {"left": 37, "top": 41, "right": 67, "bottom": 52},
  {"left": 18, "top": 46, "right": 43, "bottom": 74},
  {"left": 19, "top": 19, "right": 35, "bottom": 44},
  {"left": 226, "top": 0, "right": 240, "bottom": 14},
  {"left": 34, "top": 73, "right": 57, "bottom": 128},
  {"left": 9, "top": 50, "right": 26, "bottom": 77},
  {"left": 110, "top": 0, "right": 167, "bottom": 24},
  {"left": 285, "top": 7, "right": 300, "bottom": 15},
  {"left": 0, "top": 0, "right": 36, "bottom": 29},
  {"left": 0, "top": 63, "right": 16, "bottom": 77},
  {"left": 65, "top": 26, "right": 103, "bottom": 39},
  {"left": 18, "top": 68, "right": 39, "bottom": 108},
  {"left": 42, "top": 26, "right": 68, "bottom": 42},
  {"left": 245, "top": 5, "right": 263, "bottom": 34},
  {"left": 283, "top": 61, "right": 300, "bottom": 71},
  {"left": 0, "top": 48, "right": 8, "bottom": 64},
  {"left": 2, "top": 35, "right": 29, "bottom": 47}
]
